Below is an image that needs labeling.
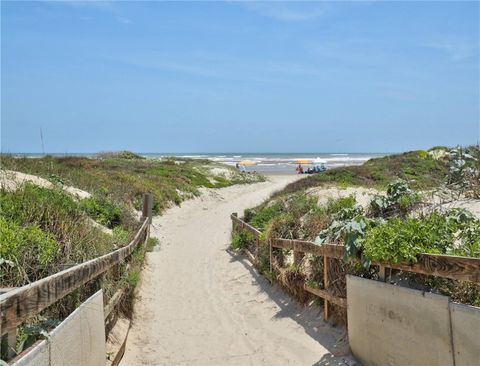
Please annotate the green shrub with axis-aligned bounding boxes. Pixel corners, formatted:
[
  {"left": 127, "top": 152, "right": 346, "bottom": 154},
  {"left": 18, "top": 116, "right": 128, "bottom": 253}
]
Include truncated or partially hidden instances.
[
  {"left": 112, "top": 226, "right": 130, "bottom": 246},
  {"left": 0, "top": 184, "right": 117, "bottom": 286},
  {"left": 147, "top": 237, "right": 159, "bottom": 252},
  {"left": 264, "top": 213, "right": 299, "bottom": 240},
  {"left": 286, "top": 193, "right": 317, "bottom": 217},
  {"left": 369, "top": 180, "right": 420, "bottom": 218},
  {"left": 97, "top": 150, "right": 145, "bottom": 160},
  {"left": 80, "top": 196, "right": 122, "bottom": 228},
  {"left": 299, "top": 208, "right": 330, "bottom": 240},
  {"left": 362, "top": 212, "right": 471, "bottom": 263},
  {"left": 326, "top": 195, "right": 357, "bottom": 215},
  {"left": 126, "top": 270, "right": 141, "bottom": 287},
  {"left": 243, "top": 208, "right": 255, "bottom": 222},
  {"left": 250, "top": 201, "right": 284, "bottom": 230},
  {"left": 231, "top": 230, "right": 256, "bottom": 250},
  {"left": 1, "top": 183, "right": 79, "bottom": 226},
  {"left": 0, "top": 217, "right": 59, "bottom": 283}
]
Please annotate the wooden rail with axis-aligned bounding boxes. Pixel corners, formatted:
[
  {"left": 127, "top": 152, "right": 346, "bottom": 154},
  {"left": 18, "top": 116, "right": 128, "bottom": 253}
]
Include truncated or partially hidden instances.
[
  {"left": 231, "top": 213, "right": 480, "bottom": 321},
  {"left": 231, "top": 213, "right": 262, "bottom": 236},
  {"left": 0, "top": 193, "right": 154, "bottom": 362}
]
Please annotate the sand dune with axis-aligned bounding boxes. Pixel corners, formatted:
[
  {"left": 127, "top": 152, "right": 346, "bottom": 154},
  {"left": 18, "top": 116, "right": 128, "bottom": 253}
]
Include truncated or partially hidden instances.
[
  {"left": 0, "top": 170, "right": 91, "bottom": 199},
  {"left": 122, "top": 176, "right": 352, "bottom": 366}
]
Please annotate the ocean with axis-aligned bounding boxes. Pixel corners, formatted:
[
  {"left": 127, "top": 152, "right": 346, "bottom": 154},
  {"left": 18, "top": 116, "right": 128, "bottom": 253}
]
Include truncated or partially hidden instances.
[
  {"left": 13, "top": 152, "right": 386, "bottom": 174},
  {"left": 145, "top": 153, "right": 386, "bottom": 174}
]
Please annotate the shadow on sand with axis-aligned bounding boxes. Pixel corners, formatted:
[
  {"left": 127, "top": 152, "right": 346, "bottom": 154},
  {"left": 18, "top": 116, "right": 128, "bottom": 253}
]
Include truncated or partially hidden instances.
[{"left": 226, "top": 248, "right": 360, "bottom": 366}]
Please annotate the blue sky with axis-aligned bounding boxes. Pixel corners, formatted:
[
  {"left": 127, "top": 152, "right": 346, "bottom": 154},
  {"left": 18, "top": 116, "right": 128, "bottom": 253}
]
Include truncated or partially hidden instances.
[{"left": 1, "top": 1, "right": 479, "bottom": 153}]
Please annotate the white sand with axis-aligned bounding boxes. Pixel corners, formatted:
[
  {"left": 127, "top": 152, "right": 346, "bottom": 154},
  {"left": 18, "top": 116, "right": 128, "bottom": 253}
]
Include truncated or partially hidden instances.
[
  {"left": 122, "top": 176, "right": 352, "bottom": 366},
  {"left": 306, "top": 186, "right": 381, "bottom": 209},
  {"left": 0, "top": 170, "right": 91, "bottom": 199}
]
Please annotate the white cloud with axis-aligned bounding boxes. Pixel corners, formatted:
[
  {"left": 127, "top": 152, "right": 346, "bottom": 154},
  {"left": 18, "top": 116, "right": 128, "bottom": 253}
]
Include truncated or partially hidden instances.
[
  {"left": 240, "top": 1, "right": 329, "bottom": 22},
  {"left": 44, "top": 0, "right": 132, "bottom": 24},
  {"left": 423, "top": 38, "right": 478, "bottom": 62}
]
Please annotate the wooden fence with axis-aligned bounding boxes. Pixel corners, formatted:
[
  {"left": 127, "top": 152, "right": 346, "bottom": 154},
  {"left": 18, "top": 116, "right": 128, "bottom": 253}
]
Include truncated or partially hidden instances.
[
  {"left": 231, "top": 213, "right": 480, "bottom": 321},
  {"left": 0, "top": 193, "right": 154, "bottom": 363}
]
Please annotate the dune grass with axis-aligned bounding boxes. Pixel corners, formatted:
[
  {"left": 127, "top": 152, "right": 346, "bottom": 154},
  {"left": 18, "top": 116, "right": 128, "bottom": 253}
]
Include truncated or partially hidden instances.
[
  {"left": 278, "top": 150, "right": 449, "bottom": 196},
  {"left": 0, "top": 183, "right": 135, "bottom": 287},
  {"left": 1, "top": 154, "right": 264, "bottom": 214}
]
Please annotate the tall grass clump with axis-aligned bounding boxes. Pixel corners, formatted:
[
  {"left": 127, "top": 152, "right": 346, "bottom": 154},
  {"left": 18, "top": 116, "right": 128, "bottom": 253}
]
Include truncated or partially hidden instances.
[{"left": 0, "top": 183, "right": 133, "bottom": 286}]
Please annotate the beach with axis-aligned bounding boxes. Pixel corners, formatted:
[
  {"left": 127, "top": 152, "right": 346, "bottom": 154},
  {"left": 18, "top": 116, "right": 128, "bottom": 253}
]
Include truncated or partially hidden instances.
[{"left": 121, "top": 175, "right": 351, "bottom": 365}]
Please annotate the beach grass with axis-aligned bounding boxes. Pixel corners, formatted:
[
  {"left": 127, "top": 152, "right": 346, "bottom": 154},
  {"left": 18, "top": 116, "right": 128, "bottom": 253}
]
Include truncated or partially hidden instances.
[
  {"left": 0, "top": 153, "right": 264, "bottom": 214},
  {"left": 278, "top": 150, "right": 449, "bottom": 196}
]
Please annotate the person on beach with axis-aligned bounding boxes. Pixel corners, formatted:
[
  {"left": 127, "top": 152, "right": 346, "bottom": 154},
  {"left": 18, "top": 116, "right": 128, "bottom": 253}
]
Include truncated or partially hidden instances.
[{"left": 296, "top": 164, "right": 304, "bottom": 174}]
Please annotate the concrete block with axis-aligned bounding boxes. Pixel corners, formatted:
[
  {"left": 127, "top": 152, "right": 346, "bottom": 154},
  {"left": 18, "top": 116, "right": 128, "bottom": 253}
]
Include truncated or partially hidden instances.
[
  {"left": 450, "top": 302, "right": 480, "bottom": 366},
  {"left": 12, "top": 290, "right": 106, "bottom": 366},
  {"left": 346, "top": 275, "right": 454, "bottom": 366}
]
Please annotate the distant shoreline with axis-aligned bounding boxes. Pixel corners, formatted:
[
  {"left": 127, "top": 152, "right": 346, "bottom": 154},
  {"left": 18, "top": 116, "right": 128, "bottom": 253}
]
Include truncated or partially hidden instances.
[{"left": 3, "top": 152, "right": 387, "bottom": 174}]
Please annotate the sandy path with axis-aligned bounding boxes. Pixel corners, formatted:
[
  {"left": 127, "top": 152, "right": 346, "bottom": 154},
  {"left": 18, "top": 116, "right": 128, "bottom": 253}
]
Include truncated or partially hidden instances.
[{"left": 122, "top": 176, "right": 350, "bottom": 366}]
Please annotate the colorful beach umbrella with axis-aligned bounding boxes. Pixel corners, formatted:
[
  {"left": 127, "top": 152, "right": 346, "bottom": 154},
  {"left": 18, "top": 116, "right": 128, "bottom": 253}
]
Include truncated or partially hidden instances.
[
  {"left": 239, "top": 159, "right": 257, "bottom": 166},
  {"left": 296, "top": 159, "right": 313, "bottom": 164}
]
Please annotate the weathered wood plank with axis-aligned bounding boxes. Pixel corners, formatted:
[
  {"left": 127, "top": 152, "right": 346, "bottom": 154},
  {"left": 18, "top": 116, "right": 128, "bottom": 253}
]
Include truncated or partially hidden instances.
[
  {"left": 380, "top": 254, "right": 480, "bottom": 283},
  {"left": 293, "top": 250, "right": 304, "bottom": 265},
  {"left": 270, "top": 239, "right": 344, "bottom": 260},
  {"left": 104, "top": 288, "right": 126, "bottom": 320},
  {"left": 1, "top": 305, "right": 17, "bottom": 359},
  {"left": 244, "top": 248, "right": 256, "bottom": 264},
  {"left": 230, "top": 214, "right": 261, "bottom": 236},
  {"left": 141, "top": 193, "right": 153, "bottom": 224},
  {"left": 323, "top": 256, "right": 330, "bottom": 320},
  {"left": 0, "top": 219, "right": 149, "bottom": 337},
  {"left": 378, "top": 265, "right": 386, "bottom": 282},
  {"left": 304, "top": 284, "right": 347, "bottom": 308}
]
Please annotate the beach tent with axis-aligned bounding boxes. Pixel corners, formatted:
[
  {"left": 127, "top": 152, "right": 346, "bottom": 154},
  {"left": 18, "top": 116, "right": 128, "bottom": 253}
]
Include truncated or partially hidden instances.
[{"left": 313, "top": 157, "right": 327, "bottom": 164}]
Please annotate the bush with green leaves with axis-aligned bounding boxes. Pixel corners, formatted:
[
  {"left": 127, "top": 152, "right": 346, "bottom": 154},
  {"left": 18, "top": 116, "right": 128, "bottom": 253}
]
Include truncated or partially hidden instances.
[
  {"left": 0, "top": 217, "right": 59, "bottom": 283},
  {"left": 363, "top": 210, "right": 480, "bottom": 263},
  {"left": 326, "top": 195, "right": 357, "bottom": 215},
  {"left": 249, "top": 201, "right": 285, "bottom": 231},
  {"left": 80, "top": 196, "right": 122, "bottom": 228},
  {"left": 0, "top": 184, "right": 121, "bottom": 287},
  {"left": 369, "top": 180, "right": 421, "bottom": 218},
  {"left": 112, "top": 226, "right": 131, "bottom": 246},
  {"left": 231, "top": 230, "right": 257, "bottom": 250},
  {"left": 448, "top": 145, "right": 480, "bottom": 198},
  {"left": 15, "top": 316, "right": 60, "bottom": 356},
  {"left": 1, "top": 183, "right": 79, "bottom": 226},
  {"left": 315, "top": 197, "right": 365, "bottom": 244},
  {"left": 147, "top": 237, "right": 159, "bottom": 252}
]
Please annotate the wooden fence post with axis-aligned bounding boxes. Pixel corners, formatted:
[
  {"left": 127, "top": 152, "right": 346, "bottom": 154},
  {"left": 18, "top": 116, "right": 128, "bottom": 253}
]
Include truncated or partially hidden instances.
[
  {"left": 232, "top": 213, "right": 238, "bottom": 232},
  {"left": 378, "top": 265, "right": 387, "bottom": 282},
  {"left": 293, "top": 250, "right": 304, "bottom": 266},
  {"left": 1, "top": 306, "right": 17, "bottom": 359},
  {"left": 324, "top": 256, "right": 329, "bottom": 321},
  {"left": 142, "top": 193, "right": 153, "bottom": 224},
  {"left": 269, "top": 238, "right": 273, "bottom": 273}
]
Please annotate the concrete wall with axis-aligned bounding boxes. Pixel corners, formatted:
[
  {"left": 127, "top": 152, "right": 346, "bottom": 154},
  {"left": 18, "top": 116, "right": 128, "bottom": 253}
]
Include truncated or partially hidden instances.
[
  {"left": 12, "top": 290, "right": 106, "bottom": 366},
  {"left": 450, "top": 302, "right": 480, "bottom": 366},
  {"left": 346, "top": 276, "right": 479, "bottom": 366}
]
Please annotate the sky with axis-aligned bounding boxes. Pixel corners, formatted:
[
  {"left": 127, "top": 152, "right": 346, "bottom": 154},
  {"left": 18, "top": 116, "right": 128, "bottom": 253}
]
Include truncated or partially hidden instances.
[{"left": 1, "top": 1, "right": 479, "bottom": 153}]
